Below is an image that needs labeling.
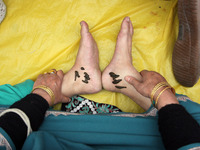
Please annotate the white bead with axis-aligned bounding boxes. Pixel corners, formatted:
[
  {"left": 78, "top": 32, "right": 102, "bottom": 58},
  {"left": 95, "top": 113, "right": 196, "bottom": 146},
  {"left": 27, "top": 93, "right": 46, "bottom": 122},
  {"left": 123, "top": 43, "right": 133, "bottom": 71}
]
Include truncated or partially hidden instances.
[{"left": 93, "top": 111, "right": 97, "bottom": 114}]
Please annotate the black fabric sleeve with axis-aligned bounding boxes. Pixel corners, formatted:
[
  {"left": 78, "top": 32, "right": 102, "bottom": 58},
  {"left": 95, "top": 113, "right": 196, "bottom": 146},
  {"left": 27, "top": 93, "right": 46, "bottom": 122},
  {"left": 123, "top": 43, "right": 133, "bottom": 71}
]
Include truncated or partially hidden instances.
[
  {"left": 0, "top": 93, "right": 49, "bottom": 150},
  {"left": 158, "top": 104, "right": 200, "bottom": 150}
]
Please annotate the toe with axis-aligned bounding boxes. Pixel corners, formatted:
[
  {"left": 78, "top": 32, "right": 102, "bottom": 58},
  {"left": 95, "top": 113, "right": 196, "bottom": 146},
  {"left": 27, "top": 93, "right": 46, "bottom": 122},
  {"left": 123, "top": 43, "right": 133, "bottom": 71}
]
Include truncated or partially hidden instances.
[
  {"left": 120, "top": 17, "right": 130, "bottom": 33},
  {"left": 80, "top": 21, "right": 89, "bottom": 36}
]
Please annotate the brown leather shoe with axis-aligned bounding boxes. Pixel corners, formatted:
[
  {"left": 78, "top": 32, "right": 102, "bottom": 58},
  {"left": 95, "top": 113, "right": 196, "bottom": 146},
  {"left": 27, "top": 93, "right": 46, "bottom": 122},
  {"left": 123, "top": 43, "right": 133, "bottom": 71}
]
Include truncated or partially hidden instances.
[{"left": 172, "top": 0, "right": 200, "bottom": 87}]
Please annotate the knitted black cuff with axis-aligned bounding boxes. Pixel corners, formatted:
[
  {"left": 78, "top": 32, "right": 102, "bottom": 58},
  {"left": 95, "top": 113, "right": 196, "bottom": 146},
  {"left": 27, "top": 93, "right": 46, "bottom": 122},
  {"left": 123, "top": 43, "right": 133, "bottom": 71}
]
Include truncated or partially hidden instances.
[
  {"left": 158, "top": 104, "right": 200, "bottom": 150},
  {"left": 10, "top": 93, "right": 49, "bottom": 131}
]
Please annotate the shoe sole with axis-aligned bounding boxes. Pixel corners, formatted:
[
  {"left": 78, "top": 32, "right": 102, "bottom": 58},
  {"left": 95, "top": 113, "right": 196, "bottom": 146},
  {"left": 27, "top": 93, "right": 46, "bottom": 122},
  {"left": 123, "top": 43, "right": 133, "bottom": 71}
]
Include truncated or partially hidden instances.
[
  {"left": 0, "top": 0, "right": 6, "bottom": 24},
  {"left": 172, "top": 0, "right": 200, "bottom": 87}
]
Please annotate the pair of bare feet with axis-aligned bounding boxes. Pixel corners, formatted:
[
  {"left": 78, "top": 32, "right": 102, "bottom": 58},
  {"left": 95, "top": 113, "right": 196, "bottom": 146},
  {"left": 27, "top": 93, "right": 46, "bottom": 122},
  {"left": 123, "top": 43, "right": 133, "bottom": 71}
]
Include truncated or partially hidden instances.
[{"left": 61, "top": 17, "right": 151, "bottom": 111}]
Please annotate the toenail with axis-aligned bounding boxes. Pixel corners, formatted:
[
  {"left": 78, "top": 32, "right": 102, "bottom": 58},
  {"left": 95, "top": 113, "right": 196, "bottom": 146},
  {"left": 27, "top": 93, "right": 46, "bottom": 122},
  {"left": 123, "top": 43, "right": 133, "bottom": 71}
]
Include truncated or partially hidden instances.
[{"left": 127, "top": 17, "right": 130, "bottom": 22}]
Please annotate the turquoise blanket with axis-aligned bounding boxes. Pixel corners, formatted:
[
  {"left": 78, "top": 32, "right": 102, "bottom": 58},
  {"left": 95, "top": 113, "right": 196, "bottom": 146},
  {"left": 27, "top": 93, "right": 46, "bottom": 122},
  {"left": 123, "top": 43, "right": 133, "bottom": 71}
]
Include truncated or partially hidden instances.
[{"left": 0, "top": 79, "right": 34, "bottom": 105}]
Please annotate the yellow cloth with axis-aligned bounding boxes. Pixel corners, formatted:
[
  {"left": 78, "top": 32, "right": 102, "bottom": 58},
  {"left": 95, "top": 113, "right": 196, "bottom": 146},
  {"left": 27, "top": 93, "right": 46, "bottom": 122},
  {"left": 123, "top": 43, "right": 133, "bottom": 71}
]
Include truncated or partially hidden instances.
[{"left": 0, "top": 0, "right": 199, "bottom": 113}]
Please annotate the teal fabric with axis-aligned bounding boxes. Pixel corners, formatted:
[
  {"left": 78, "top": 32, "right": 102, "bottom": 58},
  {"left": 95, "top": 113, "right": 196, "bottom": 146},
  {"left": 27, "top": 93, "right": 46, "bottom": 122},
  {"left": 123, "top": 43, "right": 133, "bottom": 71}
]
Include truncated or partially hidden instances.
[
  {"left": 0, "top": 79, "right": 34, "bottom": 105},
  {"left": 0, "top": 80, "right": 199, "bottom": 149},
  {"left": 24, "top": 115, "right": 163, "bottom": 150},
  {"left": 0, "top": 127, "right": 16, "bottom": 150},
  {"left": 22, "top": 95, "right": 200, "bottom": 150},
  {"left": 179, "top": 143, "right": 200, "bottom": 150}
]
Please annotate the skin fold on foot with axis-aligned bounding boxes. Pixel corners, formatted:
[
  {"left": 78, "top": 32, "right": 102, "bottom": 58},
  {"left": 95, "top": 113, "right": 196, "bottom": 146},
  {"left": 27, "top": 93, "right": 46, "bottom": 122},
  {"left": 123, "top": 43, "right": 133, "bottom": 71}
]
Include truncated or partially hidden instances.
[{"left": 102, "top": 17, "right": 151, "bottom": 111}]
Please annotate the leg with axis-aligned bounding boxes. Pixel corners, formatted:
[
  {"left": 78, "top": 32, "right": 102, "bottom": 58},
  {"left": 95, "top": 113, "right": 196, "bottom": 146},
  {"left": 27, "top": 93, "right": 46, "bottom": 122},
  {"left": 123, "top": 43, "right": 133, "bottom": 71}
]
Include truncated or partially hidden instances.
[
  {"left": 102, "top": 17, "right": 151, "bottom": 111},
  {"left": 61, "top": 21, "right": 102, "bottom": 97}
]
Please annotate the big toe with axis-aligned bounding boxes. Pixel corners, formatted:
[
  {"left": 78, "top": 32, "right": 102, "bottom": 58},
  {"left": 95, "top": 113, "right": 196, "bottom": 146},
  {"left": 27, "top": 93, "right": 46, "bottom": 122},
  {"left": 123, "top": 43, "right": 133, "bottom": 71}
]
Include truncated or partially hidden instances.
[
  {"left": 80, "top": 21, "right": 89, "bottom": 36},
  {"left": 120, "top": 17, "right": 131, "bottom": 34}
]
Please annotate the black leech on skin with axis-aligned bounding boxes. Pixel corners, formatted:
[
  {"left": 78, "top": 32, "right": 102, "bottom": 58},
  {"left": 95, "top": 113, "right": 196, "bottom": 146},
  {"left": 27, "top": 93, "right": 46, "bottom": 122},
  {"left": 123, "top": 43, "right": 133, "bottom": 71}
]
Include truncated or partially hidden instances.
[
  {"left": 109, "top": 72, "right": 120, "bottom": 80},
  {"left": 74, "top": 71, "right": 80, "bottom": 81},
  {"left": 81, "top": 67, "right": 85, "bottom": 70},
  {"left": 82, "top": 72, "right": 90, "bottom": 84},
  {"left": 115, "top": 86, "right": 127, "bottom": 89},
  {"left": 109, "top": 72, "right": 123, "bottom": 84},
  {"left": 112, "top": 79, "right": 122, "bottom": 84}
]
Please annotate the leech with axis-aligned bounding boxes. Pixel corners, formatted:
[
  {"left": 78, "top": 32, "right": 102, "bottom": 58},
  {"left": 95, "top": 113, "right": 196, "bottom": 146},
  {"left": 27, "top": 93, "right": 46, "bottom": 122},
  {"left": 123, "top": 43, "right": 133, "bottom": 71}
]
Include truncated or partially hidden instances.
[
  {"left": 82, "top": 72, "right": 90, "bottom": 84},
  {"left": 115, "top": 86, "right": 127, "bottom": 89},
  {"left": 74, "top": 71, "right": 80, "bottom": 81},
  {"left": 82, "top": 80, "right": 88, "bottom": 84},
  {"left": 109, "top": 72, "right": 120, "bottom": 80},
  {"left": 84, "top": 72, "right": 90, "bottom": 80},
  {"left": 81, "top": 67, "right": 85, "bottom": 70},
  {"left": 112, "top": 79, "right": 122, "bottom": 84}
]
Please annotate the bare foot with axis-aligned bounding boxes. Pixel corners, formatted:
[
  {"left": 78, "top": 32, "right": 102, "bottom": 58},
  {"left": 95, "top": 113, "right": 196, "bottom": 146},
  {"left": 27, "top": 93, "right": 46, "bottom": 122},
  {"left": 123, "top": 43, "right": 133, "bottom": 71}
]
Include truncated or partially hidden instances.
[
  {"left": 102, "top": 17, "right": 151, "bottom": 111},
  {"left": 61, "top": 21, "right": 102, "bottom": 97}
]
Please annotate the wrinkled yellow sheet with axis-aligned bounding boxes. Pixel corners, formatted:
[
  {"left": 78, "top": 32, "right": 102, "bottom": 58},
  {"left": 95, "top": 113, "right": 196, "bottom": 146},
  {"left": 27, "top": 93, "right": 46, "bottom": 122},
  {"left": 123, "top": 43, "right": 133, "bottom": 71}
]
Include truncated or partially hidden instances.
[{"left": 0, "top": 0, "right": 199, "bottom": 113}]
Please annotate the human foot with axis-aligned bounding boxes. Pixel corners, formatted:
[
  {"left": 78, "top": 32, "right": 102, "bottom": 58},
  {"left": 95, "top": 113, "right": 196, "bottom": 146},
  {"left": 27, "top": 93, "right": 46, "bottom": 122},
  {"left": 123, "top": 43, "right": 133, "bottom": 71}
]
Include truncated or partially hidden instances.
[
  {"left": 102, "top": 17, "right": 151, "bottom": 111},
  {"left": 61, "top": 21, "right": 102, "bottom": 98}
]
